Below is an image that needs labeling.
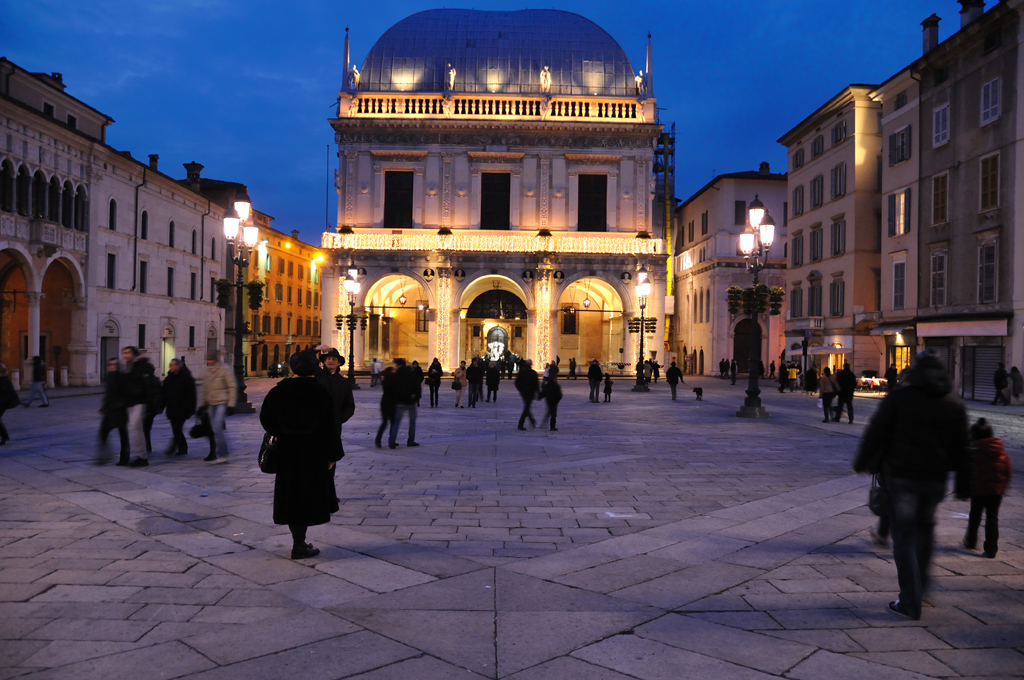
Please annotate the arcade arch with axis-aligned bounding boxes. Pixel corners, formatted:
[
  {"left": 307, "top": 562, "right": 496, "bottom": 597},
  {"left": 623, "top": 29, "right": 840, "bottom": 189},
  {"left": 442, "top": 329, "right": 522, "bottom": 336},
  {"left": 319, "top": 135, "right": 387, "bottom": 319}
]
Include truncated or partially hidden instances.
[
  {"left": 457, "top": 275, "right": 529, "bottom": 365},
  {"left": 555, "top": 276, "right": 625, "bottom": 366},
  {"left": 360, "top": 273, "right": 431, "bottom": 366}
]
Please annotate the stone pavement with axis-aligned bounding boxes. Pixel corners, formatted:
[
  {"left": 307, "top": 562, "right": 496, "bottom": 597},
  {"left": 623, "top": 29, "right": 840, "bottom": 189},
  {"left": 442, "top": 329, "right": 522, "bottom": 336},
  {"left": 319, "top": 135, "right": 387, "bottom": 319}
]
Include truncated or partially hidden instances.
[{"left": 0, "top": 376, "right": 1021, "bottom": 679}]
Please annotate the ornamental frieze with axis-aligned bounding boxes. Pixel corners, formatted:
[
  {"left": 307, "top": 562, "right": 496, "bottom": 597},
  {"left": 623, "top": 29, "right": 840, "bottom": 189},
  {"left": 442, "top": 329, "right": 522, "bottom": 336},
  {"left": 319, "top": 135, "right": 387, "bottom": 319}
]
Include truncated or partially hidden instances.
[{"left": 335, "top": 130, "right": 654, "bottom": 149}]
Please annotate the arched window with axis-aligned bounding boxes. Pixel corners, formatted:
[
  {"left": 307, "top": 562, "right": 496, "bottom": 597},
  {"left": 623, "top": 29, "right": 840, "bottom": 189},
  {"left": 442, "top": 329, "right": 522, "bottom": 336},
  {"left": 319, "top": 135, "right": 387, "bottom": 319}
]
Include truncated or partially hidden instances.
[
  {"left": 32, "top": 171, "right": 46, "bottom": 219},
  {"left": 108, "top": 198, "right": 117, "bottom": 231},
  {"left": 191, "top": 229, "right": 197, "bottom": 255},
  {"left": 0, "top": 160, "right": 14, "bottom": 212},
  {"left": 140, "top": 210, "right": 148, "bottom": 239},
  {"left": 61, "top": 180, "right": 74, "bottom": 228},
  {"left": 273, "top": 344, "right": 280, "bottom": 365},
  {"left": 706, "top": 290, "right": 712, "bottom": 324},
  {"left": 210, "top": 237, "right": 216, "bottom": 258},
  {"left": 74, "top": 186, "right": 88, "bottom": 231},
  {"left": 16, "top": 166, "right": 31, "bottom": 216},
  {"left": 261, "top": 344, "right": 268, "bottom": 370},
  {"left": 698, "top": 289, "right": 704, "bottom": 323},
  {"left": 48, "top": 177, "right": 61, "bottom": 221},
  {"left": 168, "top": 220, "right": 175, "bottom": 248}
]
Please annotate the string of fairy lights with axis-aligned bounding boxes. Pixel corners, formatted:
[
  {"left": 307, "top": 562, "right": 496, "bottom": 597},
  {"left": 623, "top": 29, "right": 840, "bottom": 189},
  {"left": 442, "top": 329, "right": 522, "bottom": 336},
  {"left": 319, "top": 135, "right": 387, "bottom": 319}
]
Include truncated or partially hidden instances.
[
  {"left": 321, "top": 231, "right": 662, "bottom": 255},
  {"left": 435, "top": 273, "right": 452, "bottom": 366},
  {"left": 534, "top": 274, "right": 551, "bottom": 364}
]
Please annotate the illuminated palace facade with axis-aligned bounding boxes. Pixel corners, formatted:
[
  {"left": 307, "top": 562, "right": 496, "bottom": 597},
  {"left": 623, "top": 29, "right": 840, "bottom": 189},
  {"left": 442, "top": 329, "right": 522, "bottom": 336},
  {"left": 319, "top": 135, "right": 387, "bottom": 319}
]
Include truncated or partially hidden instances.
[{"left": 321, "top": 9, "right": 667, "bottom": 371}]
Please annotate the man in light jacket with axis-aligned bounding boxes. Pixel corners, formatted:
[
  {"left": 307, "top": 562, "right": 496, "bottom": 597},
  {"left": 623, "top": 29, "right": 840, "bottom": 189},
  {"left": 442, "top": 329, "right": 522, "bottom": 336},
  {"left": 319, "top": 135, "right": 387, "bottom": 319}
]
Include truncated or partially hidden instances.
[{"left": 200, "top": 350, "right": 237, "bottom": 462}]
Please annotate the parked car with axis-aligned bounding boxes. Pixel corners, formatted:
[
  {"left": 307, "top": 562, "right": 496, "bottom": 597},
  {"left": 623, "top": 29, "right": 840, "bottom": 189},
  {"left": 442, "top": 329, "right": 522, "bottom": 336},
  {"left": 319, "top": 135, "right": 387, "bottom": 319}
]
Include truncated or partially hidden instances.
[{"left": 268, "top": 362, "right": 289, "bottom": 378}]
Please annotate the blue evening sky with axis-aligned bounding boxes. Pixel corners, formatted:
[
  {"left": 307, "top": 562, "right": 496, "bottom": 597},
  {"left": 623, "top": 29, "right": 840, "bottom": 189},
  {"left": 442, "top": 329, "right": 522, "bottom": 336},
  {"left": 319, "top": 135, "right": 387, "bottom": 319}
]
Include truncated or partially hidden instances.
[{"left": 4, "top": 0, "right": 958, "bottom": 244}]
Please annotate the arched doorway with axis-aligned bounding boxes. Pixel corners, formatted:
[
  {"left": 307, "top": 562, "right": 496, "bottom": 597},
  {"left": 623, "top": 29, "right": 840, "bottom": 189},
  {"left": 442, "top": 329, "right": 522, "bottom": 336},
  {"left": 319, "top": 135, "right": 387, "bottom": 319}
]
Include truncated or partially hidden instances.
[
  {"left": 556, "top": 277, "right": 625, "bottom": 367},
  {"left": 733, "top": 319, "right": 752, "bottom": 373},
  {"left": 360, "top": 274, "right": 430, "bottom": 366},
  {"left": 698, "top": 349, "right": 704, "bottom": 375},
  {"left": 39, "top": 259, "right": 74, "bottom": 375},
  {"left": 261, "top": 344, "right": 268, "bottom": 370},
  {"left": 0, "top": 250, "right": 30, "bottom": 372},
  {"left": 459, "top": 277, "right": 528, "bottom": 365}
]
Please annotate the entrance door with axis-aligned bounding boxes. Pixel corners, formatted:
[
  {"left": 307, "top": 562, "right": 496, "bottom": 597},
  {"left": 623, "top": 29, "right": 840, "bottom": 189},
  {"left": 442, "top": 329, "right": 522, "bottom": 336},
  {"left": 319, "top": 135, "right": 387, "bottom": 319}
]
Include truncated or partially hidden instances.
[
  {"left": 161, "top": 337, "right": 175, "bottom": 375},
  {"left": 100, "top": 337, "right": 119, "bottom": 381},
  {"left": 486, "top": 326, "right": 509, "bottom": 361},
  {"left": 732, "top": 319, "right": 752, "bottom": 373}
]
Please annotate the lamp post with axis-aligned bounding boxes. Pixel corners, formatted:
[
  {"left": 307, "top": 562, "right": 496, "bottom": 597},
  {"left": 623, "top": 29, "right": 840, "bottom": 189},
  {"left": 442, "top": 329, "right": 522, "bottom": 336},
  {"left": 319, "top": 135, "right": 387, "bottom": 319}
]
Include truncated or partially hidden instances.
[
  {"left": 340, "top": 262, "right": 366, "bottom": 389},
  {"left": 736, "top": 194, "right": 776, "bottom": 418},
  {"left": 631, "top": 266, "right": 652, "bottom": 393},
  {"left": 222, "top": 191, "right": 258, "bottom": 414}
]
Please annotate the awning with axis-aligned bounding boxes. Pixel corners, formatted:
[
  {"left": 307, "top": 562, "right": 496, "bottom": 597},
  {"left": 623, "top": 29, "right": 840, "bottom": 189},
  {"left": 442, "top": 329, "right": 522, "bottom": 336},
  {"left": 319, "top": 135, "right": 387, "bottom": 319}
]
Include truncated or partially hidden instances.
[
  {"left": 807, "top": 347, "right": 852, "bottom": 355},
  {"left": 869, "top": 323, "right": 913, "bottom": 336},
  {"left": 917, "top": 319, "right": 1007, "bottom": 338}
]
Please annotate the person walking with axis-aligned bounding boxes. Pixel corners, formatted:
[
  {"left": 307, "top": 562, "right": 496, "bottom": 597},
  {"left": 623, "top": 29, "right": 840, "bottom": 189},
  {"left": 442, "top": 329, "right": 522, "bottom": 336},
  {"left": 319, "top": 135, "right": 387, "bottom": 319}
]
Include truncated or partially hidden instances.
[
  {"left": 485, "top": 361, "right": 501, "bottom": 402},
  {"left": 140, "top": 360, "right": 162, "bottom": 455},
  {"left": 666, "top": 361, "right": 683, "bottom": 400},
  {"left": 992, "top": 363, "right": 1010, "bottom": 405},
  {"left": 833, "top": 363, "right": 857, "bottom": 423},
  {"left": 0, "top": 365, "right": 16, "bottom": 445},
  {"left": 854, "top": 349, "right": 971, "bottom": 620},
  {"left": 963, "top": 418, "right": 1012, "bottom": 559},
  {"left": 777, "top": 361, "right": 789, "bottom": 393},
  {"left": 370, "top": 357, "right": 382, "bottom": 387},
  {"left": 453, "top": 360, "right": 467, "bottom": 408},
  {"left": 587, "top": 359, "right": 602, "bottom": 403},
  {"left": 375, "top": 365, "right": 396, "bottom": 448},
  {"left": 651, "top": 360, "right": 660, "bottom": 384},
  {"left": 541, "top": 367, "right": 562, "bottom": 431},
  {"left": 411, "top": 360, "right": 425, "bottom": 407},
  {"left": 804, "top": 365, "right": 818, "bottom": 395},
  {"left": 387, "top": 358, "right": 419, "bottom": 449},
  {"left": 719, "top": 358, "right": 727, "bottom": 379},
  {"left": 98, "top": 358, "right": 130, "bottom": 464},
  {"left": 260, "top": 350, "right": 340, "bottom": 560},
  {"left": 568, "top": 358, "right": 577, "bottom": 380},
  {"left": 729, "top": 359, "right": 738, "bottom": 385},
  {"left": 884, "top": 363, "right": 899, "bottom": 392},
  {"left": 644, "top": 360, "right": 653, "bottom": 385},
  {"left": 787, "top": 363, "right": 801, "bottom": 393},
  {"left": 427, "top": 358, "right": 442, "bottom": 408},
  {"left": 769, "top": 361, "right": 776, "bottom": 379},
  {"left": 1010, "top": 366, "right": 1023, "bottom": 405},
  {"left": 161, "top": 358, "right": 196, "bottom": 457},
  {"left": 603, "top": 374, "right": 613, "bottom": 402},
  {"left": 516, "top": 359, "right": 539, "bottom": 430},
  {"left": 466, "top": 358, "right": 483, "bottom": 408},
  {"left": 819, "top": 367, "right": 838, "bottom": 423},
  {"left": 199, "top": 350, "right": 238, "bottom": 463},
  {"left": 314, "top": 347, "right": 356, "bottom": 452},
  {"left": 21, "top": 356, "right": 49, "bottom": 408},
  {"left": 121, "top": 347, "right": 153, "bottom": 467}
]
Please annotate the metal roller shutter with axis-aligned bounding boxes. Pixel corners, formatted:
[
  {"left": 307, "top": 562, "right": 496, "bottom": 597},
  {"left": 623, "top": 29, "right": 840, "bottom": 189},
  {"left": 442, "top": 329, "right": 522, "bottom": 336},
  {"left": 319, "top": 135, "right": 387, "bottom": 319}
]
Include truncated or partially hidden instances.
[{"left": 971, "top": 346, "right": 1003, "bottom": 403}]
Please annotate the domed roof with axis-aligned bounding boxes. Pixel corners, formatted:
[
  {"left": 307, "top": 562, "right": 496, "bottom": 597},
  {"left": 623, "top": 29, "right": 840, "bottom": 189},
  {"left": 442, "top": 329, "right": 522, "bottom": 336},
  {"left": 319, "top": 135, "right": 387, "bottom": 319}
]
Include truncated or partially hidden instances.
[{"left": 357, "top": 9, "right": 637, "bottom": 97}]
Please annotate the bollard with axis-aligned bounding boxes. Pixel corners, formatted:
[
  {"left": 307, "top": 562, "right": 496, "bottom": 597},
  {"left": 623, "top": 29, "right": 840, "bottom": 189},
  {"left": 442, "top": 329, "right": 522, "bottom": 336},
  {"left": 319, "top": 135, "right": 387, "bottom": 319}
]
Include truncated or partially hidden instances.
[
  {"left": 60, "top": 366, "right": 69, "bottom": 387},
  {"left": 46, "top": 366, "right": 56, "bottom": 389},
  {"left": 10, "top": 369, "right": 20, "bottom": 391}
]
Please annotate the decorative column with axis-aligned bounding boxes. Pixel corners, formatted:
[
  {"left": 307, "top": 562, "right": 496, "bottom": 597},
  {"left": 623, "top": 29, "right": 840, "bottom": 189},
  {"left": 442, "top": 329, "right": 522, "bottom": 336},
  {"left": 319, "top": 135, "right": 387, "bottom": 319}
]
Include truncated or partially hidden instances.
[
  {"left": 534, "top": 267, "right": 552, "bottom": 364},
  {"left": 344, "top": 151, "right": 358, "bottom": 226},
  {"left": 435, "top": 268, "right": 453, "bottom": 369},
  {"left": 441, "top": 153, "right": 454, "bottom": 229},
  {"left": 635, "top": 159, "right": 647, "bottom": 232},
  {"left": 334, "top": 272, "right": 348, "bottom": 361},
  {"left": 322, "top": 266, "right": 339, "bottom": 347},
  {"left": 539, "top": 154, "right": 550, "bottom": 229},
  {"left": 23, "top": 291, "right": 43, "bottom": 374}
]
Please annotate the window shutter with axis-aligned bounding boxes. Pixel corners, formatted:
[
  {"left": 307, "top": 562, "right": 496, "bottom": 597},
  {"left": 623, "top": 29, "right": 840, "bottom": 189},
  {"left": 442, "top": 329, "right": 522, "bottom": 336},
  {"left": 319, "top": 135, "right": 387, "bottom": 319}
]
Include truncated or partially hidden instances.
[
  {"left": 830, "top": 167, "right": 836, "bottom": 200},
  {"left": 888, "top": 194, "right": 897, "bottom": 236},
  {"left": 889, "top": 134, "right": 897, "bottom": 166},
  {"left": 905, "top": 126, "right": 912, "bottom": 160},
  {"left": 904, "top": 187, "right": 912, "bottom": 233},
  {"left": 841, "top": 163, "right": 847, "bottom": 195}
]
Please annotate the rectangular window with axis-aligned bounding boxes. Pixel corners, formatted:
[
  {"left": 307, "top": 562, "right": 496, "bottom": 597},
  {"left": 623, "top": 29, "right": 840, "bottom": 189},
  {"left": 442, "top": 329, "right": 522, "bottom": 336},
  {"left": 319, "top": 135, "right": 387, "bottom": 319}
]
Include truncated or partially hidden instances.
[
  {"left": 416, "top": 303, "right": 428, "bottom": 332},
  {"left": 287, "top": 261, "right": 293, "bottom": 277},
  {"left": 793, "top": 148, "right": 804, "bottom": 169},
  {"left": 791, "top": 234, "right": 804, "bottom": 267},
  {"left": 978, "top": 242, "right": 997, "bottom": 303},
  {"left": 43, "top": 102, "right": 54, "bottom": 117},
  {"left": 810, "top": 175, "right": 823, "bottom": 208},
  {"left": 831, "top": 119, "right": 847, "bottom": 145},
  {"left": 66, "top": 115, "right": 77, "bottom": 129},
  {"left": 830, "top": 220, "right": 846, "bottom": 256},
  {"left": 830, "top": 162, "right": 847, "bottom": 200},
  {"left": 106, "top": 253, "right": 116, "bottom": 289},
  {"left": 286, "top": 318, "right": 292, "bottom": 334},
  {"left": 809, "top": 229, "right": 822, "bottom": 262},
  {"left": 277, "top": 258, "right": 284, "bottom": 274},
  {"left": 687, "top": 220, "right": 694, "bottom": 242},
  {"left": 139, "top": 261, "right": 148, "bottom": 294},
  {"left": 297, "top": 265, "right": 303, "bottom": 280},
  {"left": 889, "top": 126, "right": 912, "bottom": 165},
  {"left": 383, "top": 170, "right": 414, "bottom": 229},
  {"left": 829, "top": 280, "right": 846, "bottom": 317},
  {"left": 275, "top": 284, "right": 283, "bottom": 301},
  {"left": 888, "top": 188, "right": 912, "bottom": 236},
  {"left": 190, "top": 272, "right": 197, "bottom": 300},
  {"left": 811, "top": 135, "right": 824, "bottom": 157},
  {"left": 734, "top": 201, "right": 746, "bottom": 226},
  {"left": 561, "top": 306, "right": 578, "bottom": 334},
  {"left": 189, "top": 326, "right": 195, "bottom": 348},
  {"left": 792, "top": 185, "right": 804, "bottom": 215},
  {"left": 895, "top": 91, "right": 907, "bottom": 109},
  {"left": 297, "top": 289, "right": 302, "bottom": 306},
  {"left": 893, "top": 262, "right": 906, "bottom": 310},
  {"left": 274, "top": 317, "right": 282, "bottom": 334},
  {"left": 287, "top": 286, "right": 292, "bottom": 303},
  {"left": 481, "top": 172, "right": 512, "bottom": 230},
  {"left": 265, "top": 254, "right": 272, "bottom": 271},
  {"left": 166, "top": 267, "right": 174, "bottom": 297},
  {"left": 210, "top": 277, "right": 215, "bottom": 303},
  {"left": 980, "top": 154, "right": 999, "bottom": 210},
  {"left": 791, "top": 287, "right": 803, "bottom": 318},
  {"left": 981, "top": 78, "right": 1000, "bottom": 124},
  {"left": 138, "top": 324, "right": 146, "bottom": 350},
  {"left": 931, "top": 251, "right": 946, "bottom": 306},
  {"left": 701, "top": 210, "right": 708, "bottom": 235},
  {"left": 313, "top": 292, "right": 319, "bottom": 308},
  {"left": 577, "top": 174, "right": 607, "bottom": 232},
  {"left": 933, "top": 174, "right": 948, "bottom": 224},
  {"left": 306, "top": 319, "right": 312, "bottom": 336},
  {"left": 808, "top": 284, "right": 822, "bottom": 316},
  {"left": 933, "top": 105, "right": 950, "bottom": 146}
]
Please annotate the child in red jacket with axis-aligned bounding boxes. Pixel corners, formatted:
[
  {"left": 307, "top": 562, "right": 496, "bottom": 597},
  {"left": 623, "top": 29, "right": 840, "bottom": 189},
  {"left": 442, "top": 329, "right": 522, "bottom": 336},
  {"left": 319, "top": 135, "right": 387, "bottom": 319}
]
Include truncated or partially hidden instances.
[{"left": 964, "top": 418, "right": 1012, "bottom": 558}]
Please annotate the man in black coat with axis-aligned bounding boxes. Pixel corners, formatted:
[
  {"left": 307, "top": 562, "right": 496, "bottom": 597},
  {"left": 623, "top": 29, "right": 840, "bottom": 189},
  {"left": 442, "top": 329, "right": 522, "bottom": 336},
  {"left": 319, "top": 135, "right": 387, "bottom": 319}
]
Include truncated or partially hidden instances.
[
  {"left": 992, "top": 363, "right": 1010, "bottom": 405},
  {"left": 516, "top": 359, "right": 539, "bottom": 430},
  {"left": 99, "top": 358, "right": 130, "bottom": 465},
  {"left": 833, "top": 362, "right": 857, "bottom": 423},
  {"left": 466, "top": 358, "right": 483, "bottom": 408},
  {"left": 730, "top": 359, "right": 738, "bottom": 385},
  {"left": 21, "top": 355, "right": 49, "bottom": 407},
  {"left": 314, "top": 347, "right": 356, "bottom": 448},
  {"left": 161, "top": 358, "right": 196, "bottom": 457},
  {"left": 666, "top": 361, "right": 683, "bottom": 400},
  {"left": 387, "top": 358, "right": 419, "bottom": 449},
  {"left": 485, "top": 361, "right": 501, "bottom": 402},
  {"left": 854, "top": 349, "right": 970, "bottom": 620},
  {"left": 122, "top": 347, "right": 153, "bottom": 467},
  {"left": 587, "top": 359, "right": 603, "bottom": 403},
  {"left": 884, "top": 363, "right": 899, "bottom": 391}
]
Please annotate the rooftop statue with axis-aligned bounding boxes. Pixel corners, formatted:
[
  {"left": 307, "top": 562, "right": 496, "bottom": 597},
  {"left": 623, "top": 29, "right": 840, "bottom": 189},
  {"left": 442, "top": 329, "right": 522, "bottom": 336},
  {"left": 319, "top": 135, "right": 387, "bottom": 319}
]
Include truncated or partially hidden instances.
[
  {"left": 539, "top": 66, "right": 551, "bottom": 93},
  {"left": 350, "top": 64, "right": 360, "bottom": 89},
  {"left": 447, "top": 64, "right": 456, "bottom": 92},
  {"left": 635, "top": 70, "right": 645, "bottom": 97}
]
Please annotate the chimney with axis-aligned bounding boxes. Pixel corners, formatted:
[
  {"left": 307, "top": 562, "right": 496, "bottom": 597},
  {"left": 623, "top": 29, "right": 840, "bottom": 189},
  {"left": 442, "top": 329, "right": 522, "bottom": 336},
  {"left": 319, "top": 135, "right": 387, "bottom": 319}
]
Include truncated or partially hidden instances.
[
  {"left": 148, "top": 154, "right": 159, "bottom": 171},
  {"left": 291, "top": 230, "right": 300, "bottom": 240},
  {"left": 922, "top": 14, "right": 941, "bottom": 53},
  {"left": 759, "top": 161, "right": 770, "bottom": 175},
  {"left": 183, "top": 161, "right": 203, "bottom": 191},
  {"left": 958, "top": 0, "right": 984, "bottom": 28},
  {"left": 51, "top": 72, "right": 63, "bottom": 84}
]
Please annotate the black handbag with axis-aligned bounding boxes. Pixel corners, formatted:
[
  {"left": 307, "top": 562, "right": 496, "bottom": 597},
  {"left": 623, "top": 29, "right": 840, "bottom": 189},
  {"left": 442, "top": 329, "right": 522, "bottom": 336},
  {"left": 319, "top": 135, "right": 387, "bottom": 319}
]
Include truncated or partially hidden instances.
[
  {"left": 451, "top": 379, "right": 460, "bottom": 391},
  {"left": 257, "top": 432, "right": 278, "bottom": 474},
  {"left": 868, "top": 475, "right": 888, "bottom": 516},
  {"left": 189, "top": 407, "right": 211, "bottom": 439}
]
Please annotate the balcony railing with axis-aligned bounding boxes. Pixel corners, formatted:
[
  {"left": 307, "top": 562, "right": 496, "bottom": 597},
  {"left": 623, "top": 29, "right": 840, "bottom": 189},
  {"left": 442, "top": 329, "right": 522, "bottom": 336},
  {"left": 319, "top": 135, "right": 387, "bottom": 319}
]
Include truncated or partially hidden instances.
[
  {"left": 790, "top": 316, "right": 824, "bottom": 330},
  {"left": 340, "top": 93, "right": 650, "bottom": 123},
  {"left": 0, "top": 214, "right": 87, "bottom": 253},
  {"left": 321, "top": 229, "right": 662, "bottom": 256}
]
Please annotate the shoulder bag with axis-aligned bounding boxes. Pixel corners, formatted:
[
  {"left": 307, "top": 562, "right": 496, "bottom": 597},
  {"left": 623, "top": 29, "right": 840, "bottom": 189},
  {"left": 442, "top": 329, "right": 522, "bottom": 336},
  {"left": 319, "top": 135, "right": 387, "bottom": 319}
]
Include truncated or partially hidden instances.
[
  {"left": 257, "top": 432, "right": 278, "bottom": 474},
  {"left": 868, "top": 474, "right": 888, "bottom": 517}
]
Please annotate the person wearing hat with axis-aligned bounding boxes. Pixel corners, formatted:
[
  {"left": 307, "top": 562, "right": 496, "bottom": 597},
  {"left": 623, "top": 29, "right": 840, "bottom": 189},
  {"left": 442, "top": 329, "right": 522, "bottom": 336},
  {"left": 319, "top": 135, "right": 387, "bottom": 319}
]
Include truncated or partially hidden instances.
[
  {"left": 260, "top": 349, "right": 340, "bottom": 559},
  {"left": 199, "top": 350, "right": 237, "bottom": 463},
  {"left": 314, "top": 346, "right": 355, "bottom": 449}
]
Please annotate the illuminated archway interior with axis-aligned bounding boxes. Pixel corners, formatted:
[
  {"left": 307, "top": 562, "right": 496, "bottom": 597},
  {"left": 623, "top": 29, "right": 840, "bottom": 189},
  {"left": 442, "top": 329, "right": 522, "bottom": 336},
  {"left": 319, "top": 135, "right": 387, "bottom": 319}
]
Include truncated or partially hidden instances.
[
  {"left": 556, "top": 277, "right": 624, "bottom": 366},
  {"left": 360, "top": 275, "right": 430, "bottom": 366},
  {"left": 459, "top": 276, "right": 528, "bottom": 363}
]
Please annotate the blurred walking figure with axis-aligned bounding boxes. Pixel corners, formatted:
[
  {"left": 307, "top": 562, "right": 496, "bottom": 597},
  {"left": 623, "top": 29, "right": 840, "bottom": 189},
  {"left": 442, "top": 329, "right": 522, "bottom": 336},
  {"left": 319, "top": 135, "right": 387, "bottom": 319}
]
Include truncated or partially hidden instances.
[
  {"left": 260, "top": 350, "right": 340, "bottom": 560},
  {"left": 568, "top": 358, "right": 577, "bottom": 380},
  {"left": 1010, "top": 366, "right": 1023, "bottom": 405},
  {"left": 375, "top": 365, "right": 396, "bottom": 448},
  {"left": 516, "top": 359, "right": 539, "bottom": 429},
  {"left": 122, "top": 347, "right": 153, "bottom": 467},
  {"left": 541, "top": 367, "right": 562, "bottom": 431},
  {"left": 0, "top": 365, "right": 19, "bottom": 444},
  {"left": 387, "top": 358, "right": 419, "bottom": 449},
  {"left": 199, "top": 350, "right": 238, "bottom": 463},
  {"left": 411, "top": 360, "right": 425, "bottom": 407},
  {"left": 587, "top": 359, "right": 602, "bottom": 403},
  {"left": 98, "top": 358, "right": 129, "bottom": 464},
  {"left": 666, "top": 361, "right": 683, "bottom": 400},
  {"left": 467, "top": 358, "right": 483, "bottom": 408},
  {"left": 854, "top": 349, "right": 971, "bottom": 621},
  {"left": 768, "top": 361, "right": 776, "bottom": 379},
  {"left": 729, "top": 359, "right": 738, "bottom": 385},
  {"left": 819, "top": 367, "right": 838, "bottom": 423},
  {"left": 833, "top": 363, "right": 856, "bottom": 423},
  {"left": 963, "top": 418, "right": 1012, "bottom": 559},
  {"left": 161, "top": 358, "right": 196, "bottom": 457},
  {"left": 427, "top": 358, "right": 443, "bottom": 407},
  {"left": 140, "top": 360, "right": 162, "bottom": 454},
  {"left": 21, "top": 356, "right": 48, "bottom": 408},
  {"left": 885, "top": 363, "right": 899, "bottom": 391},
  {"left": 453, "top": 360, "right": 467, "bottom": 408},
  {"left": 992, "top": 363, "right": 1010, "bottom": 405},
  {"left": 485, "top": 361, "right": 501, "bottom": 402}
]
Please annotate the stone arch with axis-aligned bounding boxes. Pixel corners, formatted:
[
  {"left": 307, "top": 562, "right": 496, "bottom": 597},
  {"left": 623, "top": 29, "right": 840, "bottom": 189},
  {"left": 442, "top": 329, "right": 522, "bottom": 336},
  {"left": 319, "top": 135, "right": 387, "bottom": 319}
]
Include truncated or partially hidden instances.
[
  {"left": 553, "top": 271, "right": 634, "bottom": 316},
  {"left": 0, "top": 246, "right": 36, "bottom": 370},
  {"left": 554, "top": 274, "right": 628, "bottom": 366},
  {"left": 0, "top": 159, "right": 15, "bottom": 212},
  {"left": 41, "top": 253, "right": 86, "bottom": 298},
  {"left": 456, "top": 273, "right": 532, "bottom": 364},
  {"left": 356, "top": 268, "right": 436, "bottom": 309},
  {"left": 455, "top": 270, "right": 534, "bottom": 310},
  {"left": 39, "top": 258, "right": 77, "bottom": 374},
  {"left": 357, "top": 271, "right": 434, "bottom": 366}
]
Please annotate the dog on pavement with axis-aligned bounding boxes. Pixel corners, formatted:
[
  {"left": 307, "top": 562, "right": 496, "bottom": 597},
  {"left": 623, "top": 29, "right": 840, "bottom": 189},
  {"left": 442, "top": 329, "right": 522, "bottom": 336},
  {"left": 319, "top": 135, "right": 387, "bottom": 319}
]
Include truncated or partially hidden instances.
[{"left": 693, "top": 387, "right": 703, "bottom": 401}]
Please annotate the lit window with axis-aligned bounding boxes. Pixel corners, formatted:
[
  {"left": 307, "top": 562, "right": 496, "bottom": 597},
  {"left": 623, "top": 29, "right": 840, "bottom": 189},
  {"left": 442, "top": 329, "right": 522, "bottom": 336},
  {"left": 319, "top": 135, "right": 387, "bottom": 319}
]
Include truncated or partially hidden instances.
[
  {"left": 932, "top": 174, "right": 948, "bottom": 224},
  {"left": 888, "top": 189, "right": 911, "bottom": 236}
]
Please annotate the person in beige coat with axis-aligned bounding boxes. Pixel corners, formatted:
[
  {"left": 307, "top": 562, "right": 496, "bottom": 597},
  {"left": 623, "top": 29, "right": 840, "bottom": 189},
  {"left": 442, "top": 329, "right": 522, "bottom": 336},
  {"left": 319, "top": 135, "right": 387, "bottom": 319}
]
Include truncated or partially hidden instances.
[
  {"left": 200, "top": 351, "right": 237, "bottom": 462},
  {"left": 819, "top": 367, "right": 838, "bottom": 423},
  {"left": 453, "top": 361, "right": 468, "bottom": 408}
]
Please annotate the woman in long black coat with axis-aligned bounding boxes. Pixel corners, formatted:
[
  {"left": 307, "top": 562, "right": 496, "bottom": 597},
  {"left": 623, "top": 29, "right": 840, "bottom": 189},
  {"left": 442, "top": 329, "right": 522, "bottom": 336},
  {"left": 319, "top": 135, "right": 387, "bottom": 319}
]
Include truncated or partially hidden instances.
[{"left": 260, "top": 350, "right": 340, "bottom": 559}]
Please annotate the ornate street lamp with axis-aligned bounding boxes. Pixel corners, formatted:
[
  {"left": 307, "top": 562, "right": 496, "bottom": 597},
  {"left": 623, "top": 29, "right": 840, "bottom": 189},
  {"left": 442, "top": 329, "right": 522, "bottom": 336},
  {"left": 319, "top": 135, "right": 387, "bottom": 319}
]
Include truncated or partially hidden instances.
[
  {"left": 338, "top": 262, "right": 367, "bottom": 389},
  {"left": 631, "top": 266, "right": 652, "bottom": 393},
  {"left": 222, "top": 190, "right": 258, "bottom": 413},
  {"left": 736, "top": 194, "right": 776, "bottom": 418}
]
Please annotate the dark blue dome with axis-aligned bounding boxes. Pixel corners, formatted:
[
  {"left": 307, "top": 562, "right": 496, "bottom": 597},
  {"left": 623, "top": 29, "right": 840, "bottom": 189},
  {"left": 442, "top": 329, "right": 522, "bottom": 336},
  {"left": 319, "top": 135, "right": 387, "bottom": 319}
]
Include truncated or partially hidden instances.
[{"left": 358, "top": 9, "right": 637, "bottom": 96}]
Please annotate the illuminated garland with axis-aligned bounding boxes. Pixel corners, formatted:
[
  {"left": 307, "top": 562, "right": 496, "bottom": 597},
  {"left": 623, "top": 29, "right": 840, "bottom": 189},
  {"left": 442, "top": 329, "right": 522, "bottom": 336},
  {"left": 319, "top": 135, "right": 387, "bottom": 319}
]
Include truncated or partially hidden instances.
[
  {"left": 336, "top": 280, "right": 349, "bottom": 362},
  {"left": 321, "top": 231, "right": 662, "bottom": 255},
  {"left": 534, "top": 274, "right": 551, "bottom": 364},
  {"left": 435, "top": 273, "right": 452, "bottom": 369}
]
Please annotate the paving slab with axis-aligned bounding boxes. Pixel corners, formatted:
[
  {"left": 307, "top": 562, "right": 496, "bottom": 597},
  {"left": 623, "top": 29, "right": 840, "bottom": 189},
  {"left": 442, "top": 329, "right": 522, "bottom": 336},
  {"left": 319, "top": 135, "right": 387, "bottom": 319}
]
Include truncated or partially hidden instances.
[{"left": 572, "top": 634, "right": 780, "bottom": 680}]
